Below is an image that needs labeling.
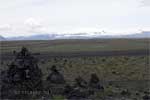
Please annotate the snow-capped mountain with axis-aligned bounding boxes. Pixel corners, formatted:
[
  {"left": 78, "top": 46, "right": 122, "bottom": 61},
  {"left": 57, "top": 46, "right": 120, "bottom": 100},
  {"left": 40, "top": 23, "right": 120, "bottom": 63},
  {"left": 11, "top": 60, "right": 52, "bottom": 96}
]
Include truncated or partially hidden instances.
[
  {"left": 0, "top": 35, "right": 6, "bottom": 41},
  {"left": 1, "top": 31, "right": 149, "bottom": 41}
]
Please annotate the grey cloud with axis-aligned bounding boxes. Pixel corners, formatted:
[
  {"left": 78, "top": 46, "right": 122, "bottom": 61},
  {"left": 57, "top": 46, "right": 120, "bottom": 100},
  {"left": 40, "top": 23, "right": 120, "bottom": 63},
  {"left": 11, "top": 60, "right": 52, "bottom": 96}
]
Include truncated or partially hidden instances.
[
  {"left": 0, "top": 24, "right": 12, "bottom": 31},
  {"left": 30, "top": 0, "right": 50, "bottom": 6},
  {"left": 140, "top": 0, "right": 150, "bottom": 7}
]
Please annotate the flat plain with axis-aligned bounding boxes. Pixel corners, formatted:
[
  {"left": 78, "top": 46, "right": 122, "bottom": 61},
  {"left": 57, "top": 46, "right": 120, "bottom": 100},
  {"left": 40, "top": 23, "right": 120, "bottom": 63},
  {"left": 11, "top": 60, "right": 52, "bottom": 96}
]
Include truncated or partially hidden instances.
[{"left": 0, "top": 38, "right": 150, "bottom": 99}]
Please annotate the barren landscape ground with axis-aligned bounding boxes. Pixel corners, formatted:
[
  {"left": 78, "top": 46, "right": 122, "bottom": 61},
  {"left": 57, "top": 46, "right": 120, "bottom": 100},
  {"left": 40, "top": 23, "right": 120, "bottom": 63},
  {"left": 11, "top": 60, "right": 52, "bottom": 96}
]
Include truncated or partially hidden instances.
[{"left": 0, "top": 38, "right": 150, "bottom": 99}]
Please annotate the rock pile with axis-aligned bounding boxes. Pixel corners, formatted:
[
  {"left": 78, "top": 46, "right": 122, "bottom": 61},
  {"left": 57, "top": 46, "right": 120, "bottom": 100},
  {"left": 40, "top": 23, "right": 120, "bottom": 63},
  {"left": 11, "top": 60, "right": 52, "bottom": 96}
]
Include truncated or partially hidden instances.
[
  {"left": 1, "top": 47, "right": 43, "bottom": 99},
  {"left": 47, "top": 65, "right": 65, "bottom": 84}
]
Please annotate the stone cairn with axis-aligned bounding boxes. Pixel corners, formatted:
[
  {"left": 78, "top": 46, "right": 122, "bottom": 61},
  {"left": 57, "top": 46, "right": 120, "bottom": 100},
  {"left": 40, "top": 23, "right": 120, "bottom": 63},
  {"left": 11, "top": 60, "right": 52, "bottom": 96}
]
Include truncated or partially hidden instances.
[
  {"left": 47, "top": 65, "right": 65, "bottom": 84},
  {"left": 46, "top": 65, "right": 66, "bottom": 96},
  {"left": 1, "top": 47, "right": 43, "bottom": 99}
]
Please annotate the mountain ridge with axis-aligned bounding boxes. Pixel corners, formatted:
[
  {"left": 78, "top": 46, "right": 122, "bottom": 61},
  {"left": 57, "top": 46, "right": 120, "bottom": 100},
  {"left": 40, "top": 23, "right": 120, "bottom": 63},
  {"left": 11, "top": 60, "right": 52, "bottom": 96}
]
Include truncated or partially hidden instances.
[
  {"left": 0, "top": 35, "right": 6, "bottom": 41},
  {"left": 1, "top": 31, "right": 149, "bottom": 41}
]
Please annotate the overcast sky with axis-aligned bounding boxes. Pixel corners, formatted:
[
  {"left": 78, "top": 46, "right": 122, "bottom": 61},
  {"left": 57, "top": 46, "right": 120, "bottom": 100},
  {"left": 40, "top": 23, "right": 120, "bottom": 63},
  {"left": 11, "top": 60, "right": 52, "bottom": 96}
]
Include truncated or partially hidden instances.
[{"left": 0, "top": 0, "right": 150, "bottom": 37}]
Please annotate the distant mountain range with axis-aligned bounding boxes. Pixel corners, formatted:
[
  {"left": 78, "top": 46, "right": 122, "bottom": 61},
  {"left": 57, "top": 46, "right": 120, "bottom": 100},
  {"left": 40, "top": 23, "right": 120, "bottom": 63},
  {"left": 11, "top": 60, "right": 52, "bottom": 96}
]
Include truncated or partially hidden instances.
[
  {"left": 123, "top": 31, "right": 150, "bottom": 38},
  {"left": 0, "top": 35, "right": 6, "bottom": 41},
  {"left": 7, "top": 34, "right": 57, "bottom": 40},
  {"left": 0, "top": 31, "right": 150, "bottom": 41}
]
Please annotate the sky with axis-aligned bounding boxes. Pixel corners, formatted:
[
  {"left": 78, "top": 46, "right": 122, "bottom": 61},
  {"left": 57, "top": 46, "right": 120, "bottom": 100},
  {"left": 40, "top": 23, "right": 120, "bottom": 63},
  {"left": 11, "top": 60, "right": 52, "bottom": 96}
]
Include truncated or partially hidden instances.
[{"left": 0, "top": 0, "right": 150, "bottom": 37}]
